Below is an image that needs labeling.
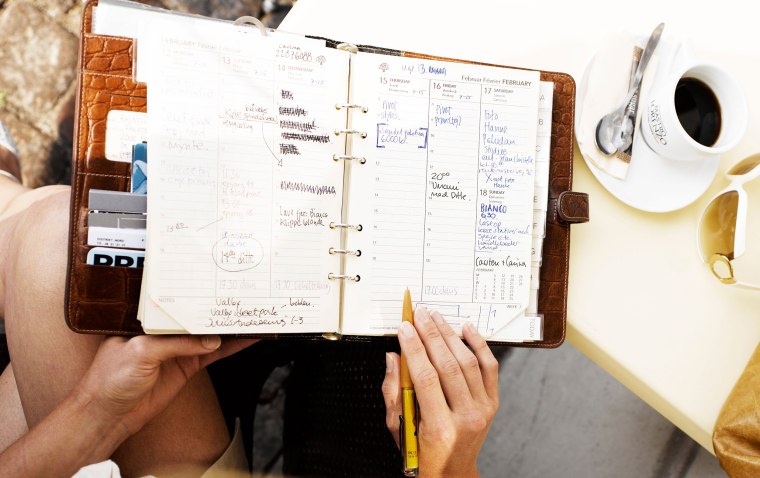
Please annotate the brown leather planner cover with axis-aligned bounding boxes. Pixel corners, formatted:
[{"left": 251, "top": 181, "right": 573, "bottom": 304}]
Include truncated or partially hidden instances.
[{"left": 65, "top": 0, "right": 589, "bottom": 347}]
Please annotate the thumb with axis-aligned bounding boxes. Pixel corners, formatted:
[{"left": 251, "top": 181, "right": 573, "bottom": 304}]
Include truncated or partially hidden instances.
[
  {"left": 131, "top": 335, "right": 222, "bottom": 365},
  {"left": 381, "top": 352, "right": 402, "bottom": 448},
  {"left": 199, "top": 338, "right": 260, "bottom": 369}
]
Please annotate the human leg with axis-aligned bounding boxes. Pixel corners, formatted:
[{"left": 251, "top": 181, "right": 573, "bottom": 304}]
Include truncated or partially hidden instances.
[
  {"left": 0, "top": 142, "right": 33, "bottom": 453},
  {"left": 0, "top": 365, "right": 27, "bottom": 453},
  {"left": 2, "top": 189, "right": 233, "bottom": 476},
  {"left": 0, "top": 137, "right": 26, "bottom": 214},
  {"left": 0, "top": 138, "right": 69, "bottom": 311}
]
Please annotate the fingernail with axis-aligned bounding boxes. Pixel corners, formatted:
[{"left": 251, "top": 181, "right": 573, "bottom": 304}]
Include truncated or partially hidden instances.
[
  {"left": 465, "top": 322, "right": 478, "bottom": 334},
  {"left": 415, "top": 307, "right": 429, "bottom": 324},
  {"left": 431, "top": 311, "right": 444, "bottom": 325},
  {"left": 202, "top": 335, "right": 222, "bottom": 350},
  {"left": 400, "top": 321, "right": 415, "bottom": 337},
  {"left": 385, "top": 353, "right": 394, "bottom": 373}
]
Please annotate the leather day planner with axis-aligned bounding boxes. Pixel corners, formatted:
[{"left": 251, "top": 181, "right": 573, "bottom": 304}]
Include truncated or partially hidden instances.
[{"left": 65, "top": 0, "right": 589, "bottom": 347}]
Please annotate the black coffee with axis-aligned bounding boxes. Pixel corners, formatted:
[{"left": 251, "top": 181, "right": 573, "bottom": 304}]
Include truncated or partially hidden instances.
[{"left": 674, "top": 77, "right": 721, "bottom": 146}]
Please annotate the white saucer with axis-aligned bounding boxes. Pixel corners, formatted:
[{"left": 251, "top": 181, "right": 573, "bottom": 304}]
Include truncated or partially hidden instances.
[{"left": 575, "top": 34, "right": 720, "bottom": 213}]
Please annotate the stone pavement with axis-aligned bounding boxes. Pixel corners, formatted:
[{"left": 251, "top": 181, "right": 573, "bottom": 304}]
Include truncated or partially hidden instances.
[
  {"left": 479, "top": 345, "right": 726, "bottom": 478},
  {"left": 0, "top": 0, "right": 79, "bottom": 187},
  {"left": 0, "top": 1, "right": 730, "bottom": 476}
]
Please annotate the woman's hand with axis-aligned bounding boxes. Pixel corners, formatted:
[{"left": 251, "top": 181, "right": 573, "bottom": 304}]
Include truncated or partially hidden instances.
[
  {"left": 0, "top": 335, "right": 257, "bottom": 477},
  {"left": 78, "top": 335, "right": 258, "bottom": 438},
  {"left": 382, "top": 307, "right": 499, "bottom": 478}
]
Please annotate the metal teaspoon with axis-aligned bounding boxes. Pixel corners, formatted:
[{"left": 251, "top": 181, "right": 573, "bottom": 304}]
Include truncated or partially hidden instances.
[{"left": 595, "top": 23, "right": 664, "bottom": 155}]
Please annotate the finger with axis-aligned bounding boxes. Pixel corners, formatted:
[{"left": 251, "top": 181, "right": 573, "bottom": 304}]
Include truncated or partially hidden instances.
[
  {"left": 398, "top": 320, "right": 449, "bottom": 418},
  {"left": 462, "top": 322, "right": 499, "bottom": 403},
  {"left": 129, "top": 335, "right": 222, "bottom": 366},
  {"left": 380, "top": 352, "right": 402, "bottom": 448},
  {"left": 413, "top": 307, "right": 473, "bottom": 409},
  {"left": 199, "top": 338, "right": 260, "bottom": 368},
  {"left": 429, "top": 310, "right": 489, "bottom": 404}
]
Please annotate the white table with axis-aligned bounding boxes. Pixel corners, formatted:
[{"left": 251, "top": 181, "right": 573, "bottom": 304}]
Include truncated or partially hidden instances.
[{"left": 281, "top": 0, "right": 760, "bottom": 452}]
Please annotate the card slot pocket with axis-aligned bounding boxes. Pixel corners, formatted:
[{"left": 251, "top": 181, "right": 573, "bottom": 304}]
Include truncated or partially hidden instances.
[
  {"left": 82, "top": 33, "right": 135, "bottom": 77},
  {"left": 75, "top": 33, "right": 146, "bottom": 175},
  {"left": 74, "top": 173, "right": 132, "bottom": 247},
  {"left": 67, "top": 243, "right": 143, "bottom": 335},
  {"left": 75, "top": 78, "right": 146, "bottom": 176},
  {"left": 75, "top": 244, "right": 143, "bottom": 298}
]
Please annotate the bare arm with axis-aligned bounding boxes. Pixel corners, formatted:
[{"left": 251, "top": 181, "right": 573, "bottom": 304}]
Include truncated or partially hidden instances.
[{"left": 0, "top": 335, "right": 256, "bottom": 477}]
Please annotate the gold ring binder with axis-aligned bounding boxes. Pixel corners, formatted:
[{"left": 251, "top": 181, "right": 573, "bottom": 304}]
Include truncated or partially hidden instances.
[
  {"left": 329, "top": 222, "right": 363, "bottom": 231},
  {"left": 232, "top": 16, "right": 268, "bottom": 36},
  {"left": 328, "top": 273, "right": 361, "bottom": 282},
  {"left": 329, "top": 247, "right": 362, "bottom": 257},
  {"left": 334, "top": 128, "right": 368, "bottom": 139},
  {"left": 333, "top": 154, "right": 367, "bottom": 164},
  {"left": 335, "top": 103, "right": 369, "bottom": 113}
]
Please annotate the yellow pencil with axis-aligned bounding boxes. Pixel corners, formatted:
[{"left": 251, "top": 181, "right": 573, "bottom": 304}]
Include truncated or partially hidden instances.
[{"left": 400, "top": 288, "right": 419, "bottom": 476}]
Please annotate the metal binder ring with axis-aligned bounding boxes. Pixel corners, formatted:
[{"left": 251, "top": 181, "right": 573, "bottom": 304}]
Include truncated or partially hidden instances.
[
  {"left": 334, "top": 128, "right": 368, "bottom": 139},
  {"left": 329, "top": 222, "right": 363, "bottom": 231},
  {"left": 336, "top": 43, "right": 359, "bottom": 53},
  {"left": 335, "top": 103, "right": 369, "bottom": 113},
  {"left": 332, "top": 154, "right": 367, "bottom": 164},
  {"left": 329, "top": 247, "right": 362, "bottom": 257},
  {"left": 233, "top": 16, "right": 268, "bottom": 36},
  {"left": 327, "top": 273, "right": 361, "bottom": 282}
]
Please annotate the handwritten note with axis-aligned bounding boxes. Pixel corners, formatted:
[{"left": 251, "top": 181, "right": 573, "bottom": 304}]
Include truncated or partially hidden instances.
[
  {"left": 105, "top": 110, "right": 147, "bottom": 163},
  {"left": 489, "top": 81, "right": 554, "bottom": 342},
  {"left": 343, "top": 53, "right": 541, "bottom": 337},
  {"left": 139, "top": 22, "right": 349, "bottom": 334}
]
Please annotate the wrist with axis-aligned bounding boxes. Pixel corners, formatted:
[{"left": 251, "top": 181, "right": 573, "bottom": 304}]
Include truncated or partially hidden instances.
[
  {"left": 420, "top": 464, "right": 479, "bottom": 478},
  {"left": 67, "top": 388, "right": 133, "bottom": 459},
  {"left": 0, "top": 388, "right": 135, "bottom": 476}
]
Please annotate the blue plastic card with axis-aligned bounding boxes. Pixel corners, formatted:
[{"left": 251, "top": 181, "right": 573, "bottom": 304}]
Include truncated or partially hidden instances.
[{"left": 131, "top": 142, "right": 148, "bottom": 194}]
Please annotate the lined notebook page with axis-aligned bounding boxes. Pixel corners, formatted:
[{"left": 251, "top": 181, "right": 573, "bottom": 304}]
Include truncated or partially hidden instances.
[
  {"left": 490, "top": 81, "right": 554, "bottom": 342},
  {"left": 343, "top": 53, "right": 540, "bottom": 337},
  {"left": 139, "top": 23, "right": 349, "bottom": 334}
]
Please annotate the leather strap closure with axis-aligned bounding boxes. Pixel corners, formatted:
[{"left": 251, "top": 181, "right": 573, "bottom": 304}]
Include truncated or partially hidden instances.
[{"left": 557, "top": 191, "right": 589, "bottom": 224}]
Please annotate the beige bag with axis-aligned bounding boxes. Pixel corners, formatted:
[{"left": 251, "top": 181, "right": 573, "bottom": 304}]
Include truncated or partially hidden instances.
[{"left": 713, "top": 343, "right": 760, "bottom": 477}]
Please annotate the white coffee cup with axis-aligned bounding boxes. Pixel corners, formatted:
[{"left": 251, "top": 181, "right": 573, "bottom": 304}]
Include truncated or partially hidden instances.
[{"left": 640, "top": 44, "right": 747, "bottom": 162}]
